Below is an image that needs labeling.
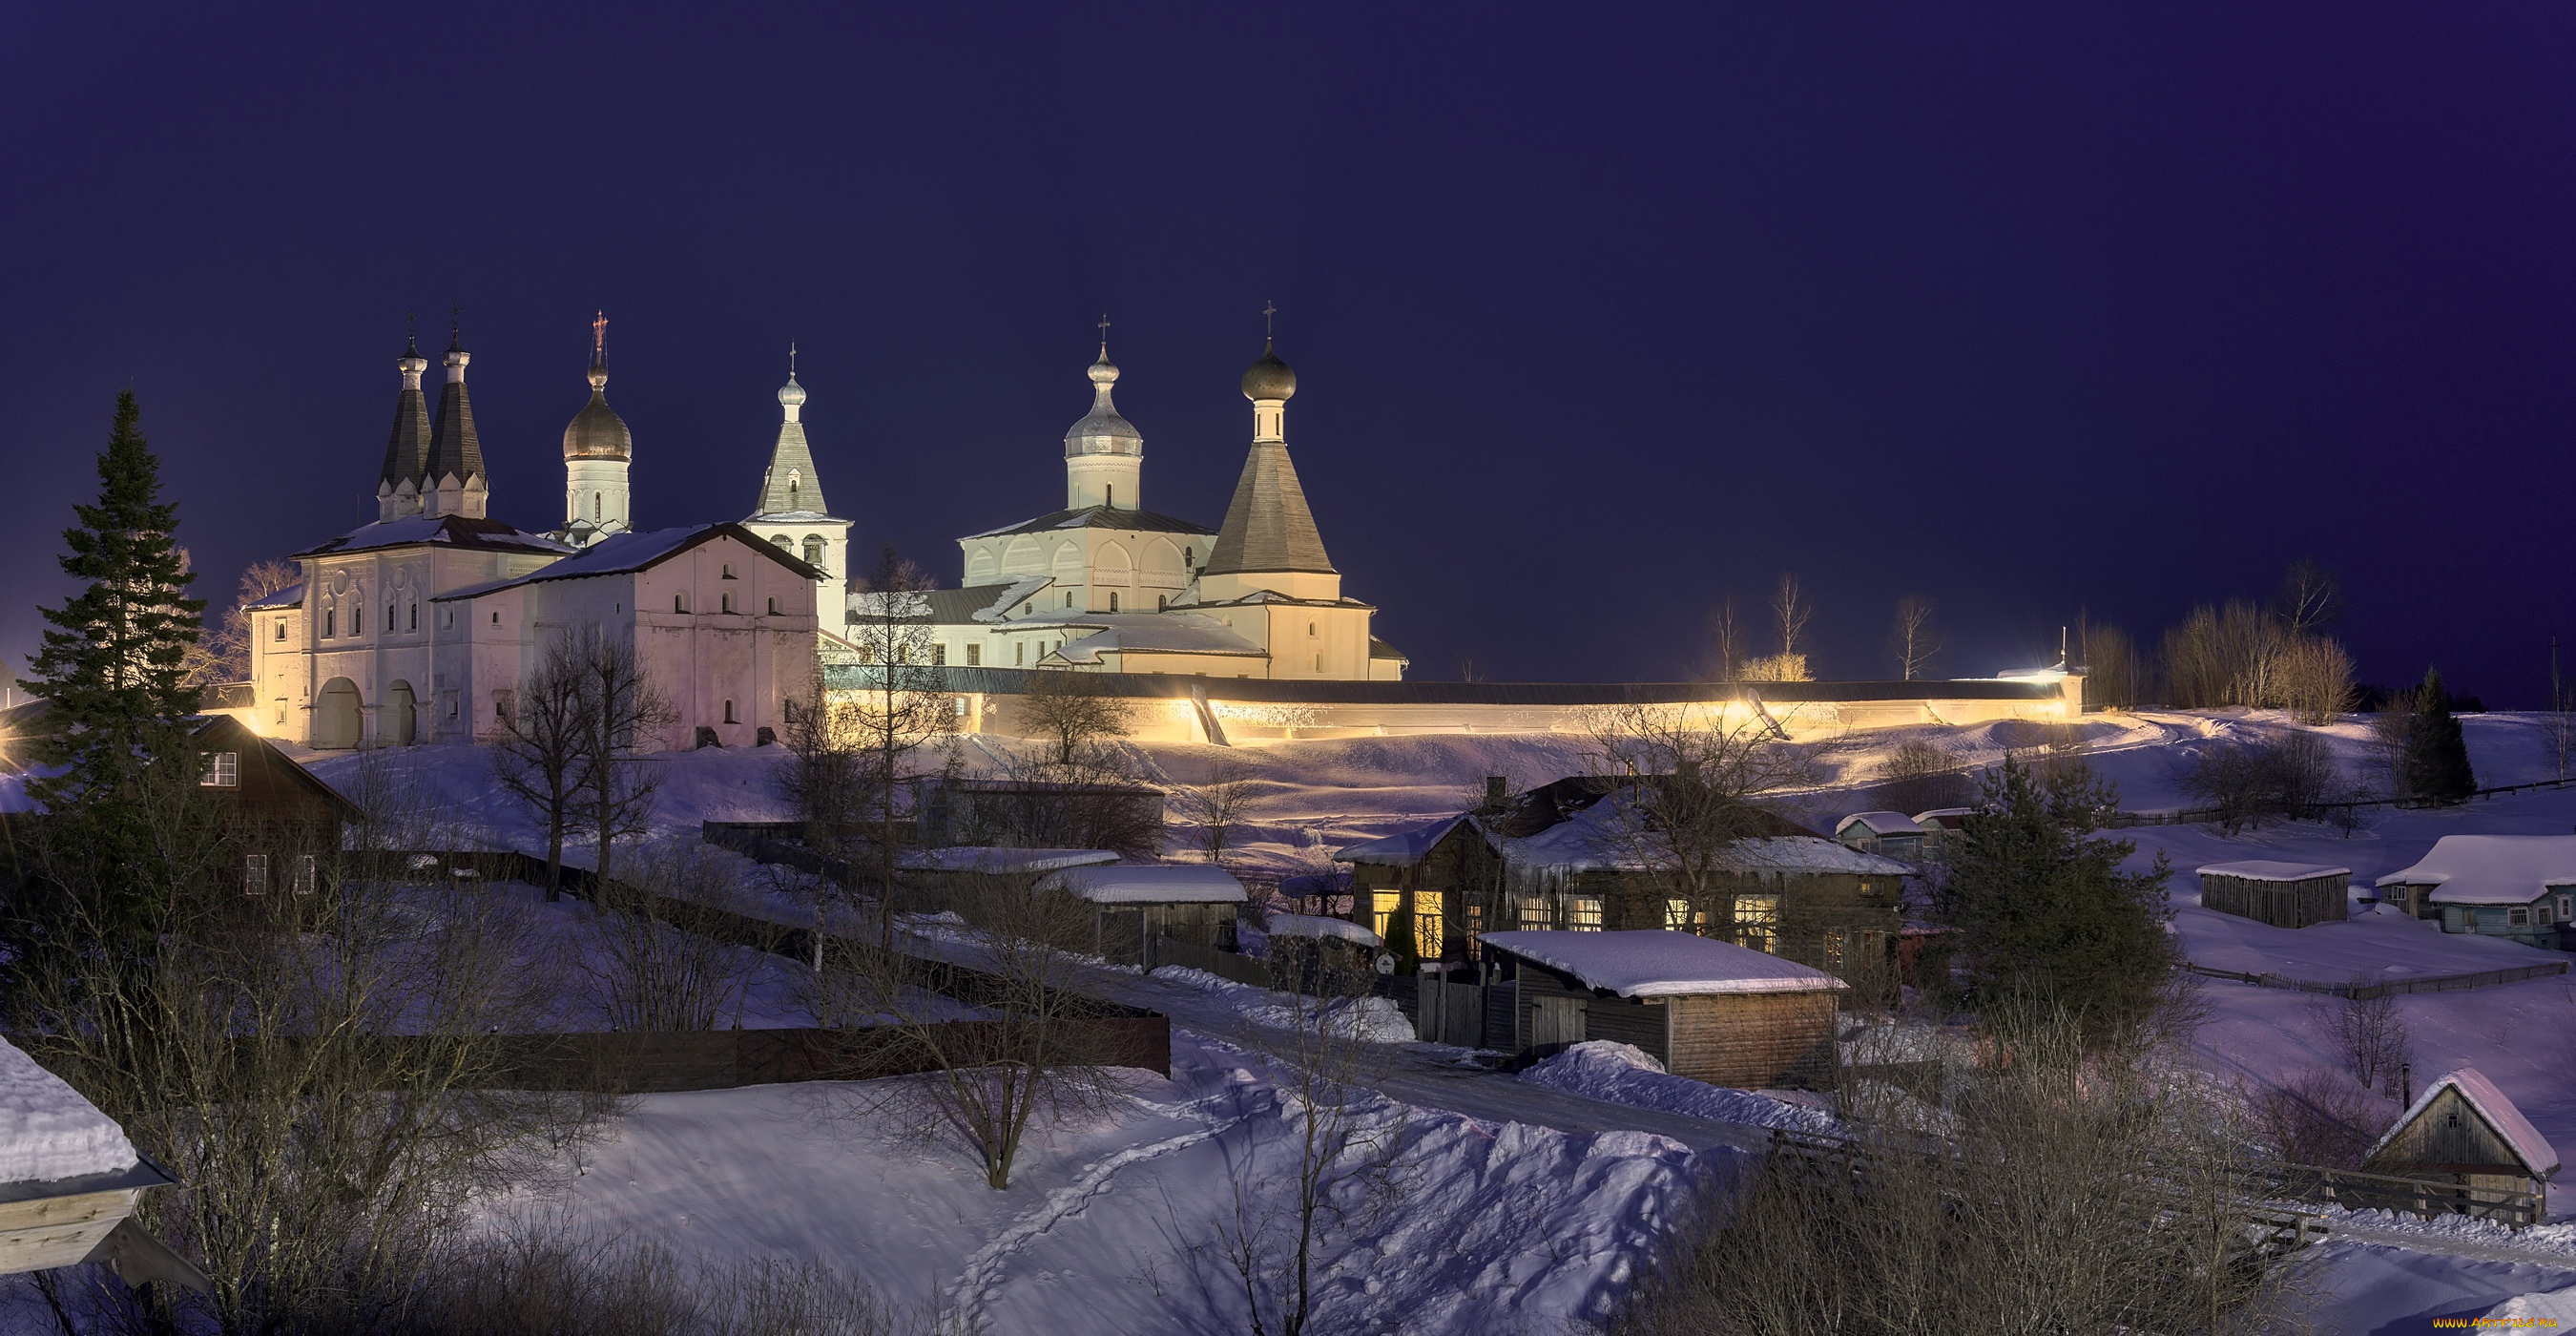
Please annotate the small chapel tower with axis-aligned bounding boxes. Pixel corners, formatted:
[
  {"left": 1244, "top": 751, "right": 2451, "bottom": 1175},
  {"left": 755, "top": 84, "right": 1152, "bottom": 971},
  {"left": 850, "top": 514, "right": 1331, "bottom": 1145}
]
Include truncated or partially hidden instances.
[
  {"left": 743, "top": 349, "right": 852, "bottom": 622},
  {"left": 1063, "top": 317, "right": 1143, "bottom": 511},
  {"left": 422, "top": 317, "right": 489, "bottom": 518},
  {"left": 557, "top": 312, "right": 634, "bottom": 548},
  {"left": 374, "top": 331, "right": 432, "bottom": 521}
]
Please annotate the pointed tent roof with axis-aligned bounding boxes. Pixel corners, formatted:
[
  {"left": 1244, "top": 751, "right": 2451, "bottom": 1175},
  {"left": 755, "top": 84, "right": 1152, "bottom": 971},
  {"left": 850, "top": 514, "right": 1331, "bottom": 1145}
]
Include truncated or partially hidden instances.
[
  {"left": 426, "top": 326, "right": 485, "bottom": 486},
  {"left": 1200, "top": 441, "right": 1335, "bottom": 576},
  {"left": 378, "top": 337, "right": 431, "bottom": 491},
  {"left": 753, "top": 369, "right": 830, "bottom": 518}
]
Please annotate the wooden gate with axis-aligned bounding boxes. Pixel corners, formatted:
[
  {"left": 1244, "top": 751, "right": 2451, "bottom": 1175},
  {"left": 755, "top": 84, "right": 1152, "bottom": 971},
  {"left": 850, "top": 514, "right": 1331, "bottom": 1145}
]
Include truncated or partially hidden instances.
[{"left": 1530, "top": 996, "right": 1586, "bottom": 1054}]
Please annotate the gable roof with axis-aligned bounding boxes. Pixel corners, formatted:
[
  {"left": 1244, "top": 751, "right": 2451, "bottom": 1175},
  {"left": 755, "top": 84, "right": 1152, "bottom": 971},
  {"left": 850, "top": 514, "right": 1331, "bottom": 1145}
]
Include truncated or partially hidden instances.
[
  {"left": 1199, "top": 440, "right": 1335, "bottom": 576},
  {"left": 1838, "top": 811, "right": 1928, "bottom": 838},
  {"left": 1338, "top": 814, "right": 1477, "bottom": 866},
  {"left": 429, "top": 523, "right": 822, "bottom": 601},
  {"left": 2364, "top": 1067, "right": 2559, "bottom": 1179},
  {"left": 1480, "top": 929, "right": 1847, "bottom": 998},
  {"left": 2375, "top": 835, "right": 2576, "bottom": 904},
  {"left": 753, "top": 405, "right": 830, "bottom": 520},
  {"left": 293, "top": 514, "right": 572, "bottom": 560},
  {"left": 190, "top": 715, "right": 365, "bottom": 822},
  {"left": 1037, "top": 863, "right": 1246, "bottom": 905}
]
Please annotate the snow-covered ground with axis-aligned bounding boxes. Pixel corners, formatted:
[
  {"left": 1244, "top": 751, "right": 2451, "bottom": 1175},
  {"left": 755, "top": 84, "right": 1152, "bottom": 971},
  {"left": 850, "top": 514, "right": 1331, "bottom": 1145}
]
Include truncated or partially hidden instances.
[{"left": 290, "top": 712, "right": 2576, "bottom": 1326}]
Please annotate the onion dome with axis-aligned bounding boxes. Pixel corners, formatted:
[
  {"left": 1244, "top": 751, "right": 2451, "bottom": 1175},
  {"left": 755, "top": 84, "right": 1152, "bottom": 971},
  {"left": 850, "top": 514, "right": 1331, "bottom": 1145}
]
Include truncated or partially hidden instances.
[
  {"left": 1063, "top": 348, "right": 1143, "bottom": 459},
  {"left": 778, "top": 372, "right": 808, "bottom": 416},
  {"left": 562, "top": 360, "right": 633, "bottom": 461},
  {"left": 1241, "top": 344, "right": 1296, "bottom": 401}
]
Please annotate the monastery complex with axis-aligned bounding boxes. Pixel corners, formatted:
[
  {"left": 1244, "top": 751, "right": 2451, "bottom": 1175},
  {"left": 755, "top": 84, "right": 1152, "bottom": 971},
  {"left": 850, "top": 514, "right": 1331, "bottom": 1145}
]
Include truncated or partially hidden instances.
[{"left": 222, "top": 316, "right": 2080, "bottom": 750}]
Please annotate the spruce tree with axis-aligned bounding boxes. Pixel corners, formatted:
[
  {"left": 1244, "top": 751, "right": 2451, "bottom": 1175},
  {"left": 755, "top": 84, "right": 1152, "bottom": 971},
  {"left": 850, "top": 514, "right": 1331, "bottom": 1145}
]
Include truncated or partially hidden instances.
[
  {"left": 25, "top": 390, "right": 206, "bottom": 796},
  {"left": 1932, "top": 753, "right": 2175, "bottom": 1047},
  {"left": 2401, "top": 667, "right": 2477, "bottom": 804}
]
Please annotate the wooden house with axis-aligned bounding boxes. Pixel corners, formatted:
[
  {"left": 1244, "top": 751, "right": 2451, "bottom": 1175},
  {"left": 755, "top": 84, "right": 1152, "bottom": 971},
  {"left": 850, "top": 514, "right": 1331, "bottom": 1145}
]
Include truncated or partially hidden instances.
[
  {"left": 912, "top": 776, "right": 1165, "bottom": 860},
  {"left": 1910, "top": 807, "right": 1974, "bottom": 862},
  {"left": 1834, "top": 810, "right": 1928, "bottom": 862},
  {"left": 1478, "top": 930, "right": 1845, "bottom": 1088},
  {"left": 2194, "top": 860, "right": 2352, "bottom": 929},
  {"left": 1340, "top": 776, "right": 1912, "bottom": 987},
  {"left": 2372, "top": 836, "right": 2576, "bottom": 950},
  {"left": 1033, "top": 863, "right": 1245, "bottom": 966},
  {"left": 2362, "top": 1067, "right": 2560, "bottom": 1222},
  {"left": 890, "top": 845, "right": 1118, "bottom": 913},
  {"left": 0, "top": 1037, "right": 200, "bottom": 1290},
  {"left": 189, "top": 715, "right": 364, "bottom": 893}
]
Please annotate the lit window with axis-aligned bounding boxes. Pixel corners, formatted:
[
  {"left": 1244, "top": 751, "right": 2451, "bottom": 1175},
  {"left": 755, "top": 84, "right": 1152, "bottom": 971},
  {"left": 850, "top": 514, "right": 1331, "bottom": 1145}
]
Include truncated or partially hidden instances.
[
  {"left": 1371, "top": 890, "right": 1402, "bottom": 940},
  {"left": 1734, "top": 894, "right": 1779, "bottom": 953},
  {"left": 1823, "top": 929, "right": 1847, "bottom": 971},
  {"left": 243, "top": 854, "right": 269, "bottom": 896},
  {"left": 1516, "top": 896, "right": 1551, "bottom": 929},
  {"left": 200, "top": 752, "right": 239, "bottom": 787},
  {"left": 1566, "top": 895, "right": 1604, "bottom": 931},
  {"left": 1414, "top": 890, "right": 1444, "bottom": 960},
  {"left": 1665, "top": 899, "right": 1708, "bottom": 933}
]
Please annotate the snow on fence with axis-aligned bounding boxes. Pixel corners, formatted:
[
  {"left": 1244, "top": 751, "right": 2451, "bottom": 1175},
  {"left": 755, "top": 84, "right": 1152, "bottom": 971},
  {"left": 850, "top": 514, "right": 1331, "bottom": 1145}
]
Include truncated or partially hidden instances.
[
  {"left": 2182, "top": 960, "right": 2568, "bottom": 1000},
  {"left": 2107, "top": 775, "right": 2576, "bottom": 829},
  {"left": 2260, "top": 1161, "right": 2543, "bottom": 1229}
]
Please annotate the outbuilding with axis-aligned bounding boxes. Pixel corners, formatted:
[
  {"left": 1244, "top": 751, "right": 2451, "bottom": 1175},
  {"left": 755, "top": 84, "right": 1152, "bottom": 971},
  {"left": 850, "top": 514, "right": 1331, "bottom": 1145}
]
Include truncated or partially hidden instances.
[
  {"left": 2373, "top": 836, "right": 2576, "bottom": 949},
  {"left": 1478, "top": 929, "right": 1845, "bottom": 1089},
  {"left": 1035, "top": 863, "right": 1247, "bottom": 966},
  {"left": 1259, "top": 912, "right": 1385, "bottom": 986},
  {"left": 1834, "top": 811, "right": 1928, "bottom": 862},
  {"left": 2362, "top": 1067, "right": 2560, "bottom": 1223},
  {"left": 2195, "top": 860, "right": 2352, "bottom": 929},
  {"left": 0, "top": 1037, "right": 199, "bottom": 1288}
]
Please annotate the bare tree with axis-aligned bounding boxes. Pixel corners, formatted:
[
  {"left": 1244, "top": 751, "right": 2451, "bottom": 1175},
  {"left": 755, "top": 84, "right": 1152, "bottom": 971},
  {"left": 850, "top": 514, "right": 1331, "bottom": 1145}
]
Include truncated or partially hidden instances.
[
  {"left": 825, "top": 872, "right": 1134, "bottom": 1190},
  {"left": 1770, "top": 573, "right": 1812, "bottom": 663},
  {"left": 845, "top": 546, "right": 959, "bottom": 948},
  {"left": 2316, "top": 983, "right": 2412, "bottom": 1095},
  {"left": 179, "top": 558, "right": 300, "bottom": 688},
  {"left": 1172, "top": 756, "right": 1261, "bottom": 866},
  {"left": 2549, "top": 636, "right": 2575, "bottom": 781},
  {"left": 1702, "top": 596, "right": 1743, "bottom": 681},
  {"left": 1213, "top": 949, "right": 1401, "bottom": 1336},
  {"left": 582, "top": 839, "right": 758, "bottom": 1032},
  {"left": 1871, "top": 738, "right": 1971, "bottom": 816},
  {"left": 2074, "top": 614, "right": 2144, "bottom": 710},
  {"left": 568, "top": 627, "right": 675, "bottom": 892},
  {"left": 779, "top": 664, "right": 865, "bottom": 850},
  {"left": 2273, "top": 556, "right": 2344, "bottom": 638},
  {"left": 493, "top": 638, "right": 595, "bottom": 901},
  {"left": 1886, "top": 595, "right": 1939, "bottom": 681},
  {"left": 1584, "top": 701, "right": 1829, "bottom": 933},
  {"left": 2179, "top": 730, "right": 2340, "bottom": 834},
  {"left": 2243, "top": 1067, "right": 2387, "bottom": 1169},
  {"left": 1020, "top": 670, "right": 1135, "bottom": 769},
  {"left": 2273, "top": 636, "right": 2356, "bottom": 724}
]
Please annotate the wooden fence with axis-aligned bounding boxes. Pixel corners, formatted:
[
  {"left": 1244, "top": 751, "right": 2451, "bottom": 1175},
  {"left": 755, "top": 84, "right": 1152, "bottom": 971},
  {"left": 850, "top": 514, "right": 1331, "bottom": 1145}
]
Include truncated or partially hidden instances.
[
  {"left": 2183, "top": 960, "right": 2568, "bottom": 1000},
  {"left": 2262, "top": 1161, "right": 2543, "bottom": 1229},
  {"left": 1145, "top": 934, "right": 1273, "bottom": 988},
  {"left": 2107, "top": 774, "right": 2576, "bottom": 830}
]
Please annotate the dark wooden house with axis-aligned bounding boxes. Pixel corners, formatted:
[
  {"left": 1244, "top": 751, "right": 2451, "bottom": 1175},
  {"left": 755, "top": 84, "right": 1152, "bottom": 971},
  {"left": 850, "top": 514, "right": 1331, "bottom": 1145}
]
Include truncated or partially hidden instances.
[
  {"left": 2362, "top": 1067, "right": 2559, "bottom": 1222},
  {"left": 2194, "top": 860, "right": 2351, "bottom": 929},
  {"left": 1479, "top": 930, "right": 1845, "bottom": 1089},
  {"left": 1339, "top": 776, "right": 1912, "bottom": 988},
  {"left": 912, "top": 776, "right": 1164, "bottom": 860},
  {"left": 189, "top": 715, "right": 364, "bottom": 893},
  {"left": 1033, "top": 863, "right": 1246, "bottom": 966}
]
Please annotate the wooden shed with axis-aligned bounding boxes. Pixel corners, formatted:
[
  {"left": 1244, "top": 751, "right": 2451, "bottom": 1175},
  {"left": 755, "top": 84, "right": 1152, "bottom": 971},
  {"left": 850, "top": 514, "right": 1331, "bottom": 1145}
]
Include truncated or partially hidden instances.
[
  {"left": 2362, "top": 1067, "right": 2560, "bottom": 1222},
  {"left": 1035, "top": 863, "right": 1246, "bottom": 966},
  {"left": 0, "top": 1037, "right": 200, "bottom": 1289},
  {"left": 891, "top": 846, "right": 1118, "bottom": 913},
  {"left": 1478, "top": 929, "right": 1845, "bottom": 1089},
  {"left": 2194, "top": 860, "right": 2351, "bottom": 929}
]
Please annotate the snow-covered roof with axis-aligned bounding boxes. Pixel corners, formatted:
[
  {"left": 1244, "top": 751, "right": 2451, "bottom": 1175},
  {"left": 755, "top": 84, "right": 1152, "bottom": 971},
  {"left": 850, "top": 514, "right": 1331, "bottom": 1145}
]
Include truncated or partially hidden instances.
[
  {"left": 2374, "top": 835, "right": 2576, "bottom": 904},
  {"left": 1478, "top": 929, "right": 1847, "bottom": 998},
  {"left": 1038, "top": 863, "right": 1247, "bottom": 905},
  {"left": 291, "top": 513, "right": 575, "bottom": 559},
  {"left": 1837, "top": 811, "right": 1927, "bottom": 837},
  {"left": 2364, "top": 1067, "right": 2560, "bottom": 1179},
  {"left": 2196, "top": 860, "right": 2352, "bottom": 882},
  {"left": 1337, "top": 814, "right": 1473, "bottom": 866},
  {"left": 969, "top": 576, "right": 1053, "bottom": 623},
  {"left": 245, "top": 581, "right": 304, "bottom": 611},
  {"left": 1726, "top": 838, "right": 1913, "bottom": 876},
  {"left": 431, "top": 523, "right": 820, "bottom": 601},
  {"left": 0, "top": 1037, "right": 137, "bottom": 1185},
  {"left": 1912, "top": 807, "right": 1975, "bottom": 829},
  {"left": 1497, "top": 804, "right": 1911, "bottom": 878},
  {"left": 898, "top": 847, "right": 1121, "bottom": 873},
  {"left": 1263, "top": 913, "right": 1382, "bottom": 948},
  {"left": 1049, "top": 614, "right": 1265, "bottom": 663}
]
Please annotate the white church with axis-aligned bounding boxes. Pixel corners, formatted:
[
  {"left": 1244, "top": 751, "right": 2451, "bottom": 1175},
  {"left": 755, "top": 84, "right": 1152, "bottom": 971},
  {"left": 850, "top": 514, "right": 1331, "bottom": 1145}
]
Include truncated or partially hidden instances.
[{"left": 234, "top": 312, "right": 1402, "bottom": 749}]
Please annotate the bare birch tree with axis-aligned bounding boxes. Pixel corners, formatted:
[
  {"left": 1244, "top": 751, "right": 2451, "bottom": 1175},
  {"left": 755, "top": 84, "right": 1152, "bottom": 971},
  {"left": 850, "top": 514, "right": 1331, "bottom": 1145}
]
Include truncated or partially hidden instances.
[
  {"left": 492, "top": 638, "right": 593, "bottom": 901},
  {"left": 568, "top": 627, "right": 675, "bottom": 891},
  {"left": 2273, "top": 556, "right": 2344, "bottom": 638},
  {"left": 1888, "top": 595, "right": 1939, "bottom": 681},
  {"left": 1702, "top": 596, "right": 1744, "bottom": 681},
  {"left": 1172, "top": 756, "right": 1261, "bottom": 866},
  {"left": 1771, "top": 573, "right": 1813, "bottom": 662},
  {"left": 845, "top": 546, "right": 958, "bottom": 948}
]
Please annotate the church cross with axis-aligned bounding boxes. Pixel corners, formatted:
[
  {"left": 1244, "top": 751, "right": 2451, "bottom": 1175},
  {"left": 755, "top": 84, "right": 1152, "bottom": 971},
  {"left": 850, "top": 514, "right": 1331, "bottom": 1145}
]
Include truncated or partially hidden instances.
[
  {"left": 1262, "top": 300, "right": 1277, "bottom": 341},
  {"left": 1097, "top": 312, "right": 1111, "bottom": 354},
  {"left": 592, "top": 310, "right": 608, "bottom": 364}
]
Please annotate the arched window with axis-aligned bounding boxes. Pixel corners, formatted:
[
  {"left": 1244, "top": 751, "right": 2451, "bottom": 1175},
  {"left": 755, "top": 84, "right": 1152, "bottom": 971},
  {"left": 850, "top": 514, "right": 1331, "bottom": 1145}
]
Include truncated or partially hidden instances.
[
  {"left": 787, "top": 470, "right": 800, "bottom": 511},
  {"left": 1184, "top": 547, "right": 1194, "bottom": 567},
  {"left": 1108, "top": 593, "right": 1118, "bottom": 613},
  {"left": 592, "top": 492, "right": 602, "bottom": 520},
  {"left": 803, "top": 535, "right": 824, "bottom": 569},
  {"left": 1308, "top": 621, "right": 1318, "bottom": 637},
  {"left": 771, "top": 534, "right": 792, "bottom": 552}
]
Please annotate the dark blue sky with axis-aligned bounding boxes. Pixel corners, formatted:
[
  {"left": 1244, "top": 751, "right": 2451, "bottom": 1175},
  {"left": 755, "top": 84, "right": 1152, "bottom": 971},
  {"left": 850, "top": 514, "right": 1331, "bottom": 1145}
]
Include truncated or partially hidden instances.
[{"left": 6, "top": 4, "right": 2573, "bottom": 700}]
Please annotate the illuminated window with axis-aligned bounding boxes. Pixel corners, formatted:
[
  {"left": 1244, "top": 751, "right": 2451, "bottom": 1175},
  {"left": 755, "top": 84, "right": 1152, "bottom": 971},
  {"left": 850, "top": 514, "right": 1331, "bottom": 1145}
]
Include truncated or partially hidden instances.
[
  {"left": 1414, "top": 891, "right": 1444, "bottom": 961},
  {"left": 1516, "top": 895, "right": 1550, "bottom": 929},
  {"left": 243, "top": 854, "right": 269, "bottom": 896},
  {"left": 1823, "top": 929, "right": 1846, "bottom": 971},
  {"left": 1371, "top": 890, "right": 1402, "bottom": 940},
  {"left": 1734, "top": 894, "right": 1779, "bottom": 953},
  {"left": 1566, "top": 895, "right": 1604, "bottom": 930},
  {"left": 200, "top": 752, "right": 239, "bottom": 787},
  {"left": 1665, "top": 899, "right": 1709, "bottom": 933}
]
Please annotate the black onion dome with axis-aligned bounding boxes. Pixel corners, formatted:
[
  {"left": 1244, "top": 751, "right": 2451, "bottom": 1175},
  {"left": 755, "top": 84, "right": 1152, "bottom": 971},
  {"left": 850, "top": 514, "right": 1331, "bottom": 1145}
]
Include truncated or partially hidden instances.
[{"left": 1241, "top": 345, "right": 1296, "bottom": 401}]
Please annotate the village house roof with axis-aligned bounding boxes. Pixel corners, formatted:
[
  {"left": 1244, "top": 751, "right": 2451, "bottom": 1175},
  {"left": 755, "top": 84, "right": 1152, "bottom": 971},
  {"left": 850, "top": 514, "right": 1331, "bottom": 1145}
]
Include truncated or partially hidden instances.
[
  {"left": 429, "top": 522, "right": 821, "bottom": 600},
  {"left": 1837, "top": 811, "right": 1928, "bottom": 838},
  {"left": 292, "top": 513, "right": 573, "bottom": 560},
  {"left": 1263, "top": 912, "right": 1382, "bottom": 949},
  {"left": 1038, "top": 864, "right": 1246, "bottom": 905},
  {"left": 2374, "top": 835, "right": 2576, "bottom": 905},
  {"left": 2196, "top": 860, "right": 2351, "bottom": 882},
  {"left": 2363, "top": 1067, "right": 2560, "bottom": 1179},
  {"left": 1337, "top": 814, "right": 1476, "bottom": 866},
  {"left": 897, "top": 847, "right": 1119, "bottom": 874},
  {"left": 1912, "top": 807, "right": 1975, "bottom": 830},
  {"left": 1480, "top": 930, "right": 1848, "bottom": 999}
]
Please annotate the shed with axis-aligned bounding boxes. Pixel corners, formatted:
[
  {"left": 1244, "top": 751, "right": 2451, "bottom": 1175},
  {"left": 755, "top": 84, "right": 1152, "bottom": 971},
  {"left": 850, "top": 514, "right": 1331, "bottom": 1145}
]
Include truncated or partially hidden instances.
[
  {"left": 2362, "top": 1067, "right": 2560, "bottom": 1222},
  {"left": 0, "top": 1037, "right": 198, "bottom": 1288},
  {"left": 1036, "top": 863, "right": 1247, "bottom": 965},
  {"left": 1835, "top": 811, "right": 1928, "bottom": 861},
  {"left": 890, "top": 846, "right": 1123, "bottom": 915},
  {"left": 1478, "top": 929, "right": 1845, "bottom": 1089},
  {"left": 1260, "top": 912, "right": 1384, "bottom": 982},
  {"left": 2194, "top": 860, "right": 2352, "bottom": 929},
  {"left": 912, "top": 776, "right": 1164, "bottom": 859},
  {"left": 2373, "top": 835, "right": 2576, "bottom": 949}
]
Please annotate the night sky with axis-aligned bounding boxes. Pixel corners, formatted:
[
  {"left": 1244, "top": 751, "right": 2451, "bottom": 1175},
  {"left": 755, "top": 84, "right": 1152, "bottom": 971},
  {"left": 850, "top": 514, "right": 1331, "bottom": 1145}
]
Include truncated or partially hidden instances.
[{"left": 7, "top": 5, "right": 2574, "bottom": 701}]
